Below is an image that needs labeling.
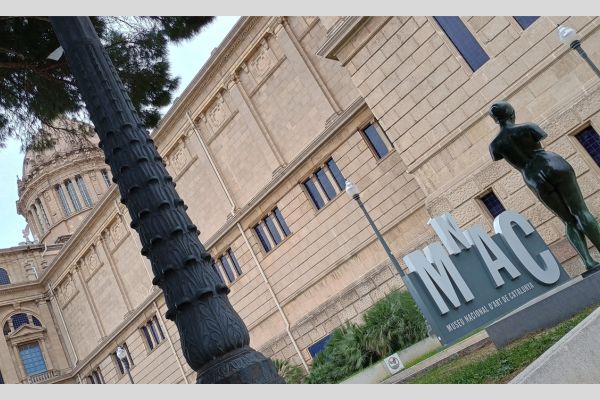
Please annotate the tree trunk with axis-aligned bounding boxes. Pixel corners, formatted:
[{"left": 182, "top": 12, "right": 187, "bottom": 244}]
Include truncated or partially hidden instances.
[{"left": 49, "top": 16, "right": 283, "bottom": 384}]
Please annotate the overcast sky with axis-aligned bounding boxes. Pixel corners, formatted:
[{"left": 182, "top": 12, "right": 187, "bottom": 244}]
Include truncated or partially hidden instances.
[{"left": 0, "top": 16, "right": 240, "bottom": 249}]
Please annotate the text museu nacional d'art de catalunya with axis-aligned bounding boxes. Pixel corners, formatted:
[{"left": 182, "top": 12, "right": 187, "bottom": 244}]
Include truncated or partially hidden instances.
[{"left": 401, "top": 210, "right": 570, "bottom": 345}]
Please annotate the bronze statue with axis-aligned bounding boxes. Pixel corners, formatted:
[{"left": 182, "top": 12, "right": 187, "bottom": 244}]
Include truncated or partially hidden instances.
[{"left": 489, "top": 101, "right": 600, "bottom": 272}]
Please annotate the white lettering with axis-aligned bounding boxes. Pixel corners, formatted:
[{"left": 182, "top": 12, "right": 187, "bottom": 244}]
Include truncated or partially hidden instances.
[
  {"left": 464, "top": 224, "right": 521, "bottom": 287},
  {"left": 404, "top": 244, "right": 474, "bottom": 315},
  {"left": 494, "top": 211, "right": 561, "bottom": 285},
  {"left": 428, "top": 213, "right": 473, "bottom": 255}
]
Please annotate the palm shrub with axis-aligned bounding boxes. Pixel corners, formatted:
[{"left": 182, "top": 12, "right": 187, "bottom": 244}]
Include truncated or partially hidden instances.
[
  {"left": 304, "top": 322, "right": 376, "bottom": 384},
  {"left": 361, "top": 290, "right": 428, "bottom": 357},
  {"left": 273, "top": 359, "right": 306, "bottom": 384},
  {"left": 305, "top": 289, "right": 428, "bottom": 384}
]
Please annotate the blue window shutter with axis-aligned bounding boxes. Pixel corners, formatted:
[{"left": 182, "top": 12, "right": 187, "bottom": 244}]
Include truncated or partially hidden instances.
[
  {"left": 273, "top": 208, "right": 291, "bottom": 237},
  {"left": 304, "top": 178, "right": 325, "bottom": 210},
  {"left": 227, "top": 249, "right": 243, "bottom": 276},
  {"left": 326, "top": 159, "right": 346, "bottom": 190},
  {"left": 434, "top": 16, "right": 489, "bottom": 71},
  {"left": 576, "top": 126, "right": 600, "bottom": 167},
  {"left": 363, "top": 124, "right": 389, "bottom": 159},
  {"left": 514, "top": 16, "right": 539, "bottom": 29},
  {"left": 308, "top": 335, "right": 332, "bottom": 358},
  {"left": 0, "top": 268, "right": 10, "bottom": 285},
  {"left": 480, "top": 191, "right": 505, "bottom": 218}
]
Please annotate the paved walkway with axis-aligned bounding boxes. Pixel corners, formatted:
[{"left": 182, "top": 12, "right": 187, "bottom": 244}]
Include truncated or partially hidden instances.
[
  {"left": 510, "top": 305, "right": 600, "bottom": 383},
  {"left": 383, "top": 330, "right": 490, "bottom": 384}
]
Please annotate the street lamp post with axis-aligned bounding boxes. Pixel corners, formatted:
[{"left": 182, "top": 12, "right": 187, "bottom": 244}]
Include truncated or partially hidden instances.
[
  {"left": 116, "top": 346, "right": 134, "bottom": 384},
  {"left": 558, "top": 25, "right": 600, "bottom": 79},
  {"left": 345, "top": 181, "right": 406, "bottom": 278},
  {"left": 48, "top": 17, "right": 283, "bottom": 383},
  {"left": 345, "top": 180, "right": 437, "bottom": 337}
]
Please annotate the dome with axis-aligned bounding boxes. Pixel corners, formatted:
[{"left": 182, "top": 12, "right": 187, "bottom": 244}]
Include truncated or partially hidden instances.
[
  {"left": 16, "top": 121, "right": 114, "bottom": 245},
  {"left": 21, "top": 122, "right": 100, "bottom": 181}
]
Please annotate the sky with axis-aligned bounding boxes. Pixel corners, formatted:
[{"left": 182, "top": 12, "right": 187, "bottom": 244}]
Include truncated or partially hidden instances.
[{"left": 0, "top": 16, "right": 240, "bottom": 249}]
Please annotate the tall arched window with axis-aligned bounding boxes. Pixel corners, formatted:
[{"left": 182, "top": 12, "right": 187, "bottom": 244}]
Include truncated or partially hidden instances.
[
  {"left": 31, "top": 205, "right": 45, "bottom": 235},
  {"left": 75, "top": 175, "right": 93, "bottom": 208},
  {"left": 36, "top": 199, "right": 50, "bottom": 228},
  {"left": 0, "top": 268, "right": 10, "bottom": 285},
  {"left": 55, "top": 184, "right": 72, "bottom": 216},
  {"left": 65, "top": 179, "right": 82, "bottom": 211}
]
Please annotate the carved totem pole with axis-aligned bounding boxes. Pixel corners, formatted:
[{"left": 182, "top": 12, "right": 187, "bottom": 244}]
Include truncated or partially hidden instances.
[{"left": 49, "top": 17, "right": 283, "bottom": 383}]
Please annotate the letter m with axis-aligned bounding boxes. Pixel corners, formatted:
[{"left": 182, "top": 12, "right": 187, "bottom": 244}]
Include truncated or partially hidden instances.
[{"left": 404, "top": 242, "right": 474, "bottom": 315}]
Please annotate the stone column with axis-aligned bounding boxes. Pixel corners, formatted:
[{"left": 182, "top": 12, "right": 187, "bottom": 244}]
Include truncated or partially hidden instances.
[
  {"left": 273, "top": 17, "right": 341, "bottom": 114},
  {"left": 97, "top": 233, "right": 134, "bottom": 312},
  {"left": 73, "top": 263, "right": 106, "bottom": 338},
  {"left": 227, "top": 73, "right": 287, "bottom": 168}
]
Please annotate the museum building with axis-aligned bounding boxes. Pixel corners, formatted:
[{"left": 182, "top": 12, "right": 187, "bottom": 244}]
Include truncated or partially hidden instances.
[{"left": 1, "top": 16, "right": 600, "bottom": 384}]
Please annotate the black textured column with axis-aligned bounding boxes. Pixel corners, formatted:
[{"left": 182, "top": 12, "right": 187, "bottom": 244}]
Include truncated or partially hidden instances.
[{"left": 49, "top": 17, "right": 283, "bottom": 384}]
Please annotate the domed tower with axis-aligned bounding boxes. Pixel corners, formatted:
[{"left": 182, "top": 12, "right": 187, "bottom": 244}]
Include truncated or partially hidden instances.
[{"left": 16, "top": 123, "right": 115, "bottom": 245}]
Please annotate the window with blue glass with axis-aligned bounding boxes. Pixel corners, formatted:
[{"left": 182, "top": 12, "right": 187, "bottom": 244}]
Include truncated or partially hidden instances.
[
  {"left": 303, "top": 178, "right": 325, "bottom": 210},
  {"left": 219, "top": 255, "right": 236, "bottom": 283},
  {"left": 514, "top": 16, "right": 539, "bottom": 30},
  {"left": 362, "top": 123, "right": 390, "bottom": 159},
  {"left": 0, "top": 369, "right": 4, "bottom": 384},
  {"left": 0, "top": 267, "right": 10, "bottom": 285},
  {"left": 11, "top": 313, "right": 30, "bottom": 330},
  {"left": 76, "top": 175, "right": 93, "bottom": 208},
  {"left": 227, "top": 249, "right": 243, "bottom": 276},
  {"left": 112, "top": 343, "right": 133, "bottom": 375},
  {"left": 19, "top": 342, "right": 47, "bottom": 376},
  {"left": 434, "top": 16, "right": 490, "bottom": 72},
  {"left": 254, "top": 223, "right": 273, "bottom": 253},
  {"left": 211, "top": 261, "right": 225, "bottom": 284},
  {"left": 141, "top": 316, "right": 165, "bottom": 351},
  {"left": 254, "top": 207, "right": 292, "bottom": 253},
  {"left": 308, "top": 335, "right": 332, "bottom": 358},
  {"left": 326, "top": 159, "right": 346, "bottom": 190},
  {"left": 576, "top": 126, "right": 600, "bottom": 167},
  {"left": 65, "top": 179, "right": 82, "bottom": 212},
  {"left": 55, "top": 184, "right": 72, "bottom": 216},
  {"left": 480, "top": 191, "right": 506, "bottom": 218},
  {"left": 213, "top": 248, "right": 243, "bottom": 284},
  {"left": 304, "top": 158, "right": 347, "bottom": 210},
  {"left": 87, "top": 368, "right": 104, "bottom": 384}
]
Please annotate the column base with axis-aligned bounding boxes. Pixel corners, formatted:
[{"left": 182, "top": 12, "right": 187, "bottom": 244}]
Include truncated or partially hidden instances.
[{"left": 195, "top": 346, "right": 285, "bottom": 384}]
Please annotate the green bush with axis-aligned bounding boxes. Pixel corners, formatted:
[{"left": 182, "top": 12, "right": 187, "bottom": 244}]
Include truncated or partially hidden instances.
[
  {"left": 305, "top": 289, "right": 428, "bottom": 384},
  {"left": 273, "top": 359, "right": 306, "bottom": 384},
  {"left": 362, "top": 290, "right": 428, "bottom": 357}
]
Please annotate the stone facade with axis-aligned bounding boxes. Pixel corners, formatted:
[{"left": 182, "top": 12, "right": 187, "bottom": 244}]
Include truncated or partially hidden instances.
[{"left": 1, "top": 16, "right": 600, "bottom": 384}]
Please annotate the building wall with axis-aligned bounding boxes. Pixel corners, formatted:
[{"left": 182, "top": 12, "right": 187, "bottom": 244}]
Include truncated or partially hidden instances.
[{"left": 2, "top": 15, "right": 600, "bottom": 383}]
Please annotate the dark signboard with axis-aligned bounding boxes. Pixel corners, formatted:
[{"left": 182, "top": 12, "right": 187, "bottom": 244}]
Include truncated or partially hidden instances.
[{"left": 402, "top": 211, "right": 570, "bottom": 346}]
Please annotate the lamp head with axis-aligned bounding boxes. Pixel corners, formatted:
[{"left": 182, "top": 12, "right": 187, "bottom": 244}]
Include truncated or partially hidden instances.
[
  {"left": 116, "top": 346, "right": 127, "bottom": 361},
  {"left": 345, "top": 180, "right": 359, "bottom": 199},
  {"left": 558, "top": 25, "right": 579, "bottom": 45}
]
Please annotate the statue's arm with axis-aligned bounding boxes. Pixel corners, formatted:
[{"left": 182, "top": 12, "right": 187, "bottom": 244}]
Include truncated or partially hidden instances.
[{"left": 529, "top": 123, "right": 548, "bottom": 142}]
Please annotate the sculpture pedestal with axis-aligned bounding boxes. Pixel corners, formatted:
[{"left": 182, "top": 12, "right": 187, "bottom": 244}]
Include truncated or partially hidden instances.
[{"left": 486, "top": 270, "right": 600, "bottom": 348}]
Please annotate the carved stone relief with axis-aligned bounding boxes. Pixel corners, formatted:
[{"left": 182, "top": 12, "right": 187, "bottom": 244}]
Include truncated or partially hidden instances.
[
  {"left": 207, "top": 93, "right": 232, "bottom": 132},
  {"left": 56, "top": 273, "right": 77, "bottom": 307},
  {"left": 249, "top": 38, "right": 277, "bottom": 81},
  {"left": 81, "top": 247, "right": 100, "bottom": 277},
  {"left": 109, "top": 217, "right": 126, "bottom": 247},
  {"left": 165, "top": 139, "right": 193, "bottom": 177}
]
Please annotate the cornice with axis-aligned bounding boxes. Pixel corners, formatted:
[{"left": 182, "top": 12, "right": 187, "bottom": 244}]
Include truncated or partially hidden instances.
[
  {"left": 316, "top": 17, "right": 369, "bottom": 60},
  {"left": 152, "top": 16, "right": 267, "bottom": 144}
]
